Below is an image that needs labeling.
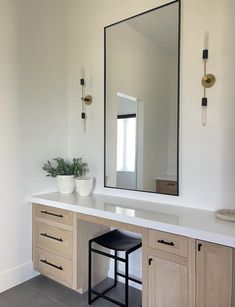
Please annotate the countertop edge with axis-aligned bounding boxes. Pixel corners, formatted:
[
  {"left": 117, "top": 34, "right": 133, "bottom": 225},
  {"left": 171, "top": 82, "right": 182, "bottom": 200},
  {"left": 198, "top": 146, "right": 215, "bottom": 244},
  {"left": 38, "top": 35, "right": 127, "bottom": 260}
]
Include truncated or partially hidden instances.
[{"left": 29, "top": 196, "right": 235, "bottom": 248}]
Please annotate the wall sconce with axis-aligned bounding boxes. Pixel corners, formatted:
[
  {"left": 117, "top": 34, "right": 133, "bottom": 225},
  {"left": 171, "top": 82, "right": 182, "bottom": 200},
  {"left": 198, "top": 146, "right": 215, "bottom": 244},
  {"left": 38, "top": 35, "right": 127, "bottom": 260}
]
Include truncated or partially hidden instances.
[
  {"left": 80, "top": 66, "right": 93, "bottom": 132},
  {"left": 201, "top": 31, "right": 216, "bottom": 126}
]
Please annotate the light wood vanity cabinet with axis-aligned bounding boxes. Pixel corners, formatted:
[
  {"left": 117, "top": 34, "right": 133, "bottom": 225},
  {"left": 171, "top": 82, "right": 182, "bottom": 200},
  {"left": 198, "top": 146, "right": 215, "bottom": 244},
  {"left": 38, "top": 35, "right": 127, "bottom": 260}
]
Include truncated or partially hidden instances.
[
  {"left": 32, "top": 203, "right": 234, "bottom": 306},
  {"left": 145, "top": 231, "right": 235, "bottom": 307},
  {"left": 32, "top": 203, "right": 109, "bottom": 292},
  {"left": 196, "top": 240, "right": 234, "bottom": 307},
  {"left": 148, "top": 255, "right": 188, "bottom": 307},
  {"left": 146, "top": 229, "right": 195, "bottom": 307},
  {"left": 33, "top": 204, "right": 75, "bottom": 288}
]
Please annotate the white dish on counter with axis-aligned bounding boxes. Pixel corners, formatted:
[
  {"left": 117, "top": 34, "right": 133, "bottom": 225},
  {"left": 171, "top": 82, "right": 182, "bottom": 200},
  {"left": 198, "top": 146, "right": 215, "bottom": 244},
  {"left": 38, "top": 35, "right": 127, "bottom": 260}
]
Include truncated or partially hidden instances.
[{"left": 216, "top": 209, "right": 235, "bottom": 222}]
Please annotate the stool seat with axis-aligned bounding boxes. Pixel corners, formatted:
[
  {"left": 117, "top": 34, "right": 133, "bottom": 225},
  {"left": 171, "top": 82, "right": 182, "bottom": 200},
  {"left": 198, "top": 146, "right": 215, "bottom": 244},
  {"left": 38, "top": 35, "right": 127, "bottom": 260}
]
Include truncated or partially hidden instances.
[{"left": 92, "top": 229, "right": 142, "bottom": 251}]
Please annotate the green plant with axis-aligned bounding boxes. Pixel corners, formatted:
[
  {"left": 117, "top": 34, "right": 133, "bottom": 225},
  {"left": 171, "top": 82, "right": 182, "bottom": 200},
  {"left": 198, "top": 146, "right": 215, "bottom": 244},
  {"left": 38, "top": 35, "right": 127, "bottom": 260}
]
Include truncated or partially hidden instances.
[
  {"left": 42, "top": 157, "right": 89, "bottom": 178},
  {"left": 72, "top": 158, "right": 89, "bottom": 178},
  {"left": 43, "top": 158, "right": 74, "bottom": 177}
]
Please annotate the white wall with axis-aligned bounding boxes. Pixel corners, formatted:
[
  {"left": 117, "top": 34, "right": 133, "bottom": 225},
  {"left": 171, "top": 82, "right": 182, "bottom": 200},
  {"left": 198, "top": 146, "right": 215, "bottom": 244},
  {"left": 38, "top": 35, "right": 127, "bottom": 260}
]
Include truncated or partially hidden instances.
[
  {"left": 0, "top": 0, "right": 68, "bottom": 292},
  {"left": 67, "top": 0, "right": 235, "bottom": 211}
]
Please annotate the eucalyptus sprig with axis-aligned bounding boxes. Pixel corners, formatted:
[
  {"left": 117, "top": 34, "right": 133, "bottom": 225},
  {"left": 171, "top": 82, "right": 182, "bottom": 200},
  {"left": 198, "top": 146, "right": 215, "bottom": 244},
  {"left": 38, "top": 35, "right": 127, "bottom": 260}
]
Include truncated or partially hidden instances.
[
  {"left": 42, "top": 157, "right": 89, "bottom": 178},
  {"left": 42, "top": 158, "right": 74, "bottom": 177},
  {"left": 72, "top": 158, "right": 89, "bottom": 178}
]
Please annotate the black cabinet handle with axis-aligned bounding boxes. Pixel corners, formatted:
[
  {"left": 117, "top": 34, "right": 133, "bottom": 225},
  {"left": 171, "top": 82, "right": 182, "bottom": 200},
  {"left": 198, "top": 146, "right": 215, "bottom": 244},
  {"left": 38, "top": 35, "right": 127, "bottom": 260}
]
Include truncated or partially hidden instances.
[
  {"left": 40, "top": 210, "right": 63, "bottom": 218},
  {"left": 149, "top": 258, "right": 153, "bottom": 265},
  {"left": 40, "top": 232, "right": 63, "bottom": 242},
  {"left": 157, "top": 239, "right": 175, "bottom": 247},
  {"left": 166, "top": 183, "right": 175, "bottom": 186},
  {"left": 40, "top": 259, "right": 63, "bottom": 271},
  {"left": 198, "top": 243, "right": 202, "bottom": 252}
]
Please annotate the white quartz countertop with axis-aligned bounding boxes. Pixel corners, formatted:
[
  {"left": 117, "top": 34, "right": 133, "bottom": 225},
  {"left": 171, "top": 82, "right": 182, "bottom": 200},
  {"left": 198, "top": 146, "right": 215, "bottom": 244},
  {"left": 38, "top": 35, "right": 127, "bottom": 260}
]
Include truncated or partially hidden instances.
[{"left": 29, "top": 192, "right": 235, "bottom": 248}]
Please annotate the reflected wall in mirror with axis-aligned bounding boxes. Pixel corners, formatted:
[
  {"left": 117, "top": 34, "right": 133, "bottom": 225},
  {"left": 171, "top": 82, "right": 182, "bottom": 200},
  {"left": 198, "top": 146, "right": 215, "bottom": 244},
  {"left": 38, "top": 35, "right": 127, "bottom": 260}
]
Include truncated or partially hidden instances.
[{"left": 104, "top": 0, "right": 180, "bottom": 195}]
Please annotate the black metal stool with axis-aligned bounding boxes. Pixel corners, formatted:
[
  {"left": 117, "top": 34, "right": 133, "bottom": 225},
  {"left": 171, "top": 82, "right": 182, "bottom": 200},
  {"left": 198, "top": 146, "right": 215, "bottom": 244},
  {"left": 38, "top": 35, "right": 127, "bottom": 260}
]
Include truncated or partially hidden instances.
[{"left": 88, "top": 229, "right": 142, "bottom": 306}]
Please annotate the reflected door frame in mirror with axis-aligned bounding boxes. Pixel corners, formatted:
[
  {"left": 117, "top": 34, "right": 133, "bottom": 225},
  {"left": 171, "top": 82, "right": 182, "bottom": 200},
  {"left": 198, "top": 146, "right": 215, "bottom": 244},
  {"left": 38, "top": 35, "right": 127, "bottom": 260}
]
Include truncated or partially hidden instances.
[{"left": 104, "top": 0, "right": 181, "bottom": 196}]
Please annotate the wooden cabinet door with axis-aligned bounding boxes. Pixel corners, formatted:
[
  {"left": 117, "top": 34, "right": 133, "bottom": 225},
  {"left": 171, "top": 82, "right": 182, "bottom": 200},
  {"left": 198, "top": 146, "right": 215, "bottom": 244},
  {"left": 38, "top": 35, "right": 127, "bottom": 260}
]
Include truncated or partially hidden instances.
[
  {"left": 196, "top": 240, "right": 232, "bottom": 307},
  {"left": 148, "top": 255, "right": 188, "bottom": 307}
]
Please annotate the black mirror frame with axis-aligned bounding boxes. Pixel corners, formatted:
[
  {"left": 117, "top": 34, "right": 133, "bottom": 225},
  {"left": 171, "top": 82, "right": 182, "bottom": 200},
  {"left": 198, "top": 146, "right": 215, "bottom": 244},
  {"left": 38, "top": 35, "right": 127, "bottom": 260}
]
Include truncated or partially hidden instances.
[{"left": 104, "top": 0, "right": 181, "bottom": 196}]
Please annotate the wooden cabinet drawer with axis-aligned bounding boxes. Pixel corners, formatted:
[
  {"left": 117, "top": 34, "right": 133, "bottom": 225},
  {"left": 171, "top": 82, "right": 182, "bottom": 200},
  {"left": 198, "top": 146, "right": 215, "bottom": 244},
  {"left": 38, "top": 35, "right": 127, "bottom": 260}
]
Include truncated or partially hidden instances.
[
  {"left": 35, "top": 222, "right": 73, "bottom": 259},
  {"left": 34, "top": 248, "right": 72, "bottom": 287},
  {"left": 148, "top": 229, "right": 188, "bottom": 257},
  {"left": 156, "top": 180, "right": 177, "bottom": 195},
  {"left": 35, "top": 204, "right": 73, "bottom": 226}
]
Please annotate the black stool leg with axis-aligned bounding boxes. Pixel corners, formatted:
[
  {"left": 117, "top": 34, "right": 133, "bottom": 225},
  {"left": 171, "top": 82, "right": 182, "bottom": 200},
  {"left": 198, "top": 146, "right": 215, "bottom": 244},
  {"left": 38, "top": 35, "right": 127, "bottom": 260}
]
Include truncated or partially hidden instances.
[
  {"left": 125, "top": 253, "right": 129, "bottom": 307},
  {"left": 88, "top": 240, "right": 92, "bottom": 305},
  {"left": 114, "top": 250, "right": 118, "bottom": 286}
]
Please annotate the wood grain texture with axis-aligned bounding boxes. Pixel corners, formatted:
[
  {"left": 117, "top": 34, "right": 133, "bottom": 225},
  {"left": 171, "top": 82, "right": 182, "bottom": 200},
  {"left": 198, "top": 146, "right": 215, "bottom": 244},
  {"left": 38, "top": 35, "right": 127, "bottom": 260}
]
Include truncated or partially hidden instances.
[
  {"left": 34, "top": 204, "right": 73, "bottom": 226},
  {"left": 146, "top": 234, "right": 196, "bottom": 307},
  {"left": 72, "top": 212, "right": 78, "bottom": 290},
  {"left": 32, "top": 205, "right": 36, "bottom": 264},
  {"left": 142, "top": 228, "right": 148, "bottom": 307},
  {"left": 34, "top": 248, "right": 73, "bottom": 287},
  {"left": 196, "top": 240, "right": 232, "bottom": 307},
  {"left": 148, "top": 254, "right": 187, "bottom": 307},
  {"left": 76, "top": 212, "right": 145, "bottom": 234},
  {"left": 76, "top": 219, "right": 110, "bottom": 294},
  {"left": 34, "top": 222, "right": 73, "bottom": 260},
  {"left": 146, "top": 247, "right": 188, "bottom": 266},
  {"left": 35, "top": 216, "right": 74, "bottom": 231},
  {"left": 188, "top": 238, "right": 196, "bottom": 307},
  {"left": 148, "top": 229, "right": 188, "bottom": 257}
]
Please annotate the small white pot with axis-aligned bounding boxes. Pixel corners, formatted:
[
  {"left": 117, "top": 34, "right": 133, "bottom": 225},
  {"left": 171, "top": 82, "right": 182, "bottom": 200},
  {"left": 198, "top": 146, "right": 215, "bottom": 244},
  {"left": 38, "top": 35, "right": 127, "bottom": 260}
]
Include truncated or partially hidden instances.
[
  {"left": 76, "top": 177, "right": 94, "bottom": 197},
  {"left": 56, "top": 175, "right": 75, "bottom": 194}
]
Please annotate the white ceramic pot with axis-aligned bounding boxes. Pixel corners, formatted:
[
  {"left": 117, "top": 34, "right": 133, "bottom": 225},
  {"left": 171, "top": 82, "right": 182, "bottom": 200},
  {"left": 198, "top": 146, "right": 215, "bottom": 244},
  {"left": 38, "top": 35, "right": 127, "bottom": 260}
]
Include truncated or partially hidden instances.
[
  {"left": 56, "top": 175, "right": 75, "bottom": 194},
  {"left": 75, "top": 177, "right": 94, "bottom": 196}
]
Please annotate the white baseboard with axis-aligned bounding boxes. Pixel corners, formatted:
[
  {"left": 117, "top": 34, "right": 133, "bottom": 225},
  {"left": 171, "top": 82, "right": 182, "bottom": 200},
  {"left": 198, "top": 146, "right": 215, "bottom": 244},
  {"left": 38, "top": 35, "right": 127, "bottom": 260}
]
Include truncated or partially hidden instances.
[{"left": 0, "top": 262, "right": 39, "bottom": 293}]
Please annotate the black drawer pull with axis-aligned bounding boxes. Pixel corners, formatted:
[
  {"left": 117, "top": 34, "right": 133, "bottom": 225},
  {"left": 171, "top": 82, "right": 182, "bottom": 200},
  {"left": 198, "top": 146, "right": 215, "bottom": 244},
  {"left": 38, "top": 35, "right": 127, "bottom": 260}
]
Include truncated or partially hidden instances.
[
  {"left": 158, "top": 239, "right": 175, "bottom": 247},
  {"left": 40, "top": 210, "right": 63, "bottom": 218},
  {"left": 40, "top": 259, "right": 63, "bottom": 271},
  {"left": 40, "top": 232, "right": 63, "bottom": 242}
]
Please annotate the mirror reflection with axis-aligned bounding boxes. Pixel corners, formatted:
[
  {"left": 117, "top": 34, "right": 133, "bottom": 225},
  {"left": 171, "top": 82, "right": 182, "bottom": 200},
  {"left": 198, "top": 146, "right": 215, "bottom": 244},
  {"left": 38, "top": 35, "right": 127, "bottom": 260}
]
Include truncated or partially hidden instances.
[{"left": 105, "top": 1, "right": 180, "bottom": 195}]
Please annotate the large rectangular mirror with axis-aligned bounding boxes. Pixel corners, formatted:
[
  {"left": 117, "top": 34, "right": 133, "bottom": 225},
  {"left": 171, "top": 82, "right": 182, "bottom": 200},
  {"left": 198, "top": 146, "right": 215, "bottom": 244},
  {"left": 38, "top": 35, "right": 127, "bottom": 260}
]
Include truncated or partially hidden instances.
[{"left": 104, "top": 0, "right": 180, "bottom": 195}]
